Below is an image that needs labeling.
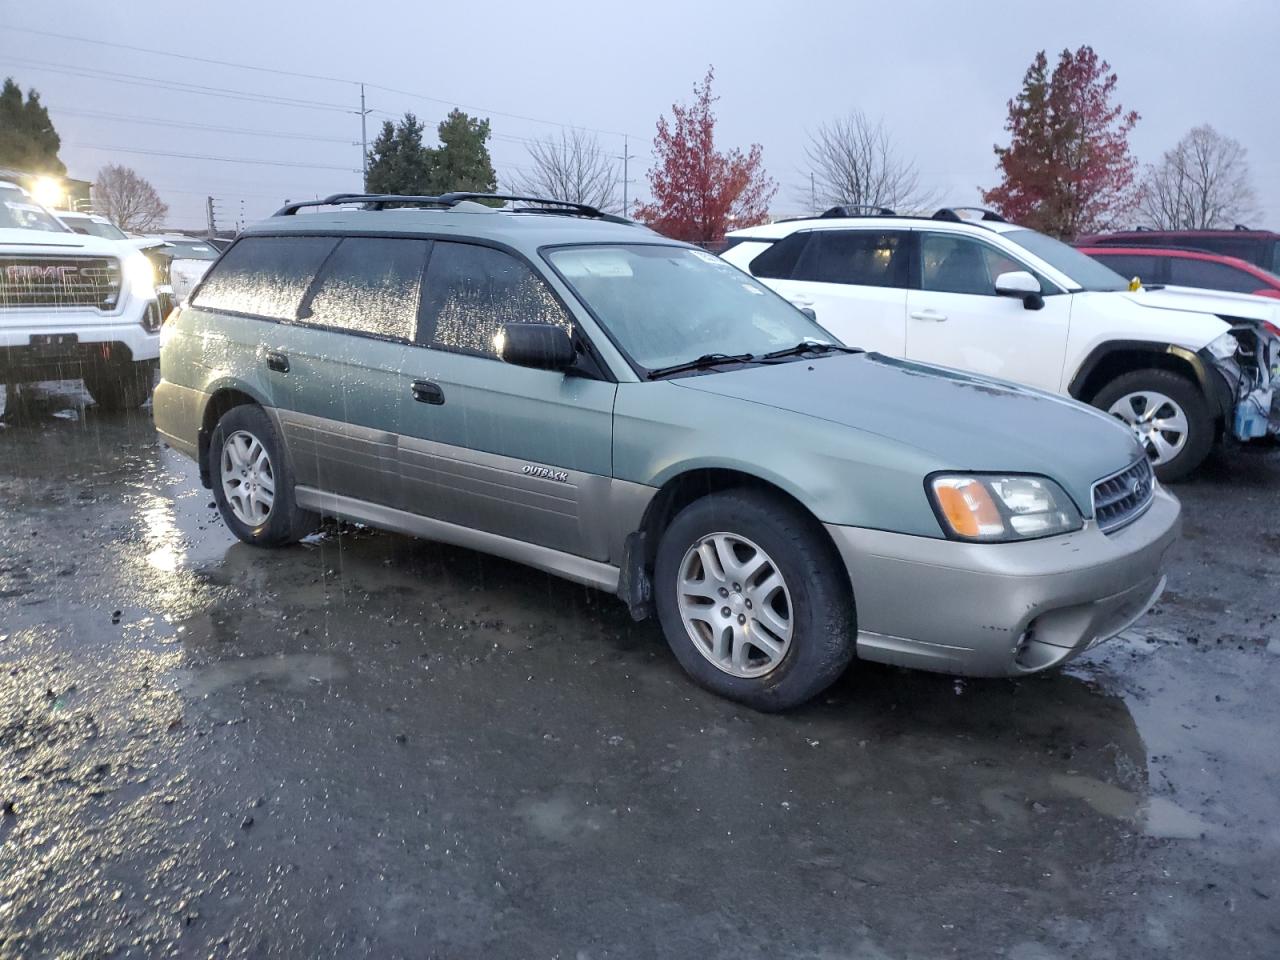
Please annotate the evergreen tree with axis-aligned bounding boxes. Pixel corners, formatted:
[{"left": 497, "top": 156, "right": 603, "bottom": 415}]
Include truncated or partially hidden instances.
[
  {"left": 0, "top": 78, "right": 66, "bottom": 175},
  {"left": 364, "top": 113, "right": 433, "bottom": 195},
  {"left": 425, "top": 109, "right": 497, "bottom": 195}
]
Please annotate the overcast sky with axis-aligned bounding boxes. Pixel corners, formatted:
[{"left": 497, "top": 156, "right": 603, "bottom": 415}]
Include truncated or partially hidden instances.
[{"left": 3, "top": 0, "right": 1276, "bottom": 230}]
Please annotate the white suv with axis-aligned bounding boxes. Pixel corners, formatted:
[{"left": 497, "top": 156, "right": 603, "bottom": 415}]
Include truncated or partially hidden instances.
[
  {"left": 0, "top": 181, "right": 162, "bottom": 410},
  {"left": 722, "top": 207, "right": 1280, "bottom": 480}
]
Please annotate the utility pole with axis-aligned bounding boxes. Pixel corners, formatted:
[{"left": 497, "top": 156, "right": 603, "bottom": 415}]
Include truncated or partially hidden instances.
[
  {"left": 359, "top": 83, "right": 370, "bottom": 191},
  {"left": 206, "top": 195, "right": 216, "bottom": 237},
  {"left": 617, "top": 134, "right": 636, "bottom": 217},
  {"left": 810, "top": 172, "right": 816, "bottom": 215}
]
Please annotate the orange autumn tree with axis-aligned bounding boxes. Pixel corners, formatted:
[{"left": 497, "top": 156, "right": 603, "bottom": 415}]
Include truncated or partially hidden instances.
[{"left": 634, "top": 68, "right": 776, "bottom": 242}]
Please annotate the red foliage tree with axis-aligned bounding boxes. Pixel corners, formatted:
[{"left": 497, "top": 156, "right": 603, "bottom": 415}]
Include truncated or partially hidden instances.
[
  {"left": 982, "top": 47, "right": 1139, "bottom": 239},
  {"left": 633, "top": 68, "right": 776, "bottom": 242}
]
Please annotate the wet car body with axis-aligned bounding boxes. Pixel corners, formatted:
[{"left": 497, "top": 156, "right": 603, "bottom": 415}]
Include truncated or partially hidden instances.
[{"left": 153, "top": 193, "right": 1181, "bottom": 708}]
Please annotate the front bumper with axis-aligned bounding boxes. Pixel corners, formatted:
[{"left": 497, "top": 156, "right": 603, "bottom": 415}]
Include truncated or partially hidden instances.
[
  {"left": 0, "top": 302, "right": 162, "bottom": 379},
  {"left": 825, "top": 486, "right": 1181, "bottom": 677}
]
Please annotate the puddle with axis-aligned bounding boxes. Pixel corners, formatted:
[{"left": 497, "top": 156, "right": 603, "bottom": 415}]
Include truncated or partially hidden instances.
[
  {"left": 176, "top": 653, "right": 347, "bottom": 697},
  {"left": 1050, "top": 774, "right": 1215, "bottom": 840}
]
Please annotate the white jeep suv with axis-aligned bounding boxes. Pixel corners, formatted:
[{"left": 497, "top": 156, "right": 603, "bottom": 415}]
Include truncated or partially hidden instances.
[
  {"left": 1, "top": 181, "right": 163, "bottom": 410},
  {"left": 722, "top": 207, "right": 1280, "bottom": 480}
]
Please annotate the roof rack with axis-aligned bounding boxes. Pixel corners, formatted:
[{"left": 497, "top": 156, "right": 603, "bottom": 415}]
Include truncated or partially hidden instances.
[
  {"left": 273, "top": 191, "right": 630, "bottom": 223},
  {"left": 819, "top": 205, "right": 896, "bottom": 218},
  {"left": 932, "top": 206, "right": 1006, "bottom": 224}
]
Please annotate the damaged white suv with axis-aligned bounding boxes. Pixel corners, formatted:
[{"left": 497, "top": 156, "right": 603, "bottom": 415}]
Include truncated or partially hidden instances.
[
  {"left": 722, "top": 207, "right": 1280, "bottom": 480},
  {"left": 0, "top": 181, "right": 163, "bottom": 409}
]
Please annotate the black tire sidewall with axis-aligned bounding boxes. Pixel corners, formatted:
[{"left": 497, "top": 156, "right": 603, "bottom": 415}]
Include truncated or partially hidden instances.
[
  {"left": 654, "top": 490, "right": 856, "bottom": 711},
  {"left": 209, "top": 405, "right": 313, "bottom": 546},
  {"left": 1092, "top": 369, "right": 1214, "bottom": 482},
  {"left": 84, "top": 361, "right": 155, "bottom": 411}
]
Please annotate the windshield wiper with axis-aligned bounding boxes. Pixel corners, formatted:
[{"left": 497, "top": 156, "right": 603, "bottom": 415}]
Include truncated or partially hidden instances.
[
  {"left": 646, "top": 352, "right": 760, "bottom": 380},
  {"left": 762, "top": 341, "right": 862, "bottom": 361}
]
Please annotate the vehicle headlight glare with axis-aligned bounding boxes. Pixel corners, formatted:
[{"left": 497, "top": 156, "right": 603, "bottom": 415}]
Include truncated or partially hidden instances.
[
  {"left": 929, "top": 474, "right": 1082, "bottom": 542},
  {"left": 1205, "top": 332, "right": 1239, "bottom": 360},
  {"left": 123, "top": 252, "right": 156, "bottom": 300}
]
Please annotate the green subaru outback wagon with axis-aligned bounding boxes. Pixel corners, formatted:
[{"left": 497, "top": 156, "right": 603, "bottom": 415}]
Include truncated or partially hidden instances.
[{"left": 154, "top": 192, "right": 1180, "bottom": 710}]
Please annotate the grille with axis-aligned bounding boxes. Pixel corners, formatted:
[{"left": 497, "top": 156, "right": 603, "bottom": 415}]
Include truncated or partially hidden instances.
[
  {"left": 0, "top": 257, "right": 122, "bottom": 310},
  {"left": 1092, "top": 457, "right": 1155, "bottom": 534}
]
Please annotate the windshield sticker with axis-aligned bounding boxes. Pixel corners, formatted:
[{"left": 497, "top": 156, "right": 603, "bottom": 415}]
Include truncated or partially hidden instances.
[
  {"left": 555, "top": 251, "right": 634, "bottom": 279},
  {"left": 690, "top": 250, "right": 723, "bottom": 265}
]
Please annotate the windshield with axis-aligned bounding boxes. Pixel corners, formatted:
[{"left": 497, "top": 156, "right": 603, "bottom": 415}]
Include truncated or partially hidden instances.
[
  {"left": 71, "top": 217, "right": 129, "bottom": 241},
  {"left": 0, "top": 185, "right": 70, "bottom": 233},
  {"left": 1004, "top": 228, "right": 1129, "bottom": 291},
  {"left": 545, "top": 244, "right": 836, "bottom": 372},
  {"left": 159, "top": 239, "right": 219, "bottom": 260}
]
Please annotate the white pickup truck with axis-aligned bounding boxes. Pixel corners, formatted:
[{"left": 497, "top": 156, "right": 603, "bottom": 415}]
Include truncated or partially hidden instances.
[{"left": 1, "top": 181, "right": 163, "bottom": 410}]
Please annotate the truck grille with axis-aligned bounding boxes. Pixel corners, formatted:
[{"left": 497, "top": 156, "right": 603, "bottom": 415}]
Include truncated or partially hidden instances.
[
  {"left": 0, "top": 257, "right": 122, "bottom": 310},
  {"left": 1092, "top": 457, "right": 1155, "bottom": 534}
]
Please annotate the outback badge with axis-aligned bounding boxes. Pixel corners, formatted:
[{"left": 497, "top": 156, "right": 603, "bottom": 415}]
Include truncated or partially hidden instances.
[{"left": 522, "top": 464, "right": 569, "bottom": 483}]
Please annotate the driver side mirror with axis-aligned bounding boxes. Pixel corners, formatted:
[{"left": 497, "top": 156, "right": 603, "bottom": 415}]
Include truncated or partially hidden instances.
[
  {"left": 995, "top": 270, "right": 1044, "bottom": 311},
  {"left": 495, "top": 322, "right": 576, "bottom": 372}
]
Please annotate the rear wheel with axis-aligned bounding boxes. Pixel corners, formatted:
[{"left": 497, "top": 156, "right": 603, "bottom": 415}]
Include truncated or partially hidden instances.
[
  {"left": 209, "top": 404, "right": 317, "bottom": 546},
  {"left": 1092, "top": 368, "right": 1214, "bottom": 482},
  {"left": 654, "top": 489, "right": 855, "bottom": 711},
  {"left": 84, "top": 361, "right": 156, "bottom": 411}
]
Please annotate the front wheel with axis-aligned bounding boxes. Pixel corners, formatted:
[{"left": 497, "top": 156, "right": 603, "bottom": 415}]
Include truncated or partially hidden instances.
[
  {"left": 1091, "top": 369, "right": 1214, "bottom": 482},
  {"left": 654, "top": 490, "right": 856, "bottom": 711},
  {"left": 84, "top": 360, "right": 156, "bottom": 411},
  {"left": 209, "top": 404, "right": 317, "bottom": 546}
]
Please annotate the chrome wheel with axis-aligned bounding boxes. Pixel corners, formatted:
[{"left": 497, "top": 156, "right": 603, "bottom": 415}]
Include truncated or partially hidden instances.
[
  {"left": 1107, "top": 390, "right": 1189, "bottom": 466},
  {"left": 676, "top": 532, "right": 793, "bottom": 678},
  {"left": 220, "top": 430, "right": 275, "bottom": 526}
]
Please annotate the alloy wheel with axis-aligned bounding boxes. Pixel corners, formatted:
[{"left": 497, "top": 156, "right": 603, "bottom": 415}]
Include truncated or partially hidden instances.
[
  {"left": 676, "top": 532, "right": 793, "bottom": 678},
  {"left": 220, "top": 430, "right": 275, "bottom": 526},
  {"left": 1107, "top": 390, "right": 1189, "bottom": 466}
]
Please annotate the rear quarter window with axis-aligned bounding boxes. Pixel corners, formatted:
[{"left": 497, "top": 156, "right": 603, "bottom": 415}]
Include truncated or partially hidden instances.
[
  {"left": 749, "top": 234, "right": 809, "bottom": 279},
  {"left": 191, "top": 235, "right": 337, "bottom": 320}
]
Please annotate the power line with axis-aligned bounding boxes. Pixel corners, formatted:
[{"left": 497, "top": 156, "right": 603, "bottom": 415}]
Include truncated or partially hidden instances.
[
  {"left": 68, "top": 142, "right": 355, "bottom": 172},
  {"left": 6, "top": 58, "right": 354, "bottom": 113},
  {"left": 1, "top": 24, "right": 359, "bottom": 87},
  {"left": 48, "top": 106, "right": 354, "bottom": 145},
  {"left": 5, "top": 26, "right": 645, "bottom": 141}
]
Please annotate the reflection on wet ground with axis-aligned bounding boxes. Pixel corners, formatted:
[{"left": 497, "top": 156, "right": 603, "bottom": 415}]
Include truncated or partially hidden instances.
[{"left": 1, "top": 383, "right": 1277, "bottom": 958}]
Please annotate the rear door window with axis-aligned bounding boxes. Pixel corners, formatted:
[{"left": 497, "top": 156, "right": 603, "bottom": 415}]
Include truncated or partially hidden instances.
[
  {"left": 300, "top": 237, "right": 428, "bottom": 341},
  {"left": 790, "top": 230, "right": 908, "bottom": 287},
  {"left": 1092, "top": 253, "right": 1163, "bottom": 282},
  {"left": 192, "top": 236, "right": 337, "bottom": 320},
  {"left": 418, "top": 241, "right": 572, "bottom": 358},
  {"left": 1167, "top": 257, "right": 1263, "bottom": 294}
]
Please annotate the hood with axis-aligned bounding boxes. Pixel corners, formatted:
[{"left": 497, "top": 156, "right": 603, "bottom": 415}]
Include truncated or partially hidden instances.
[
  {"left": 0, "top": 227, "right": 128, "bottom": 257},
  {"left": 1121, "top": 285, "right": 1280, "bottom": 327},
  {"left": 673, "top": 353, "right": 1142, "bottom": 514}
]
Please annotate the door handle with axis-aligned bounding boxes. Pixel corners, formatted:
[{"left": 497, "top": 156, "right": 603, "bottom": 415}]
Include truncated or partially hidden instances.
[
  {"left": 266, "top": 350, "right": 290, "bottom": 373},
  {"left": 411, "top": 380, "right": 445, "bottom": 405},
  {"left": 909, "top": 309, "right": 948, "bottom": 322}
]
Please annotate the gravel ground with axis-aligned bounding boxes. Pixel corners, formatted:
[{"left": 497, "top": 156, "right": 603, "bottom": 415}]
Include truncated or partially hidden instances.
[{"left": 0, "top": 382, "right": 1277, "bottom": 959}]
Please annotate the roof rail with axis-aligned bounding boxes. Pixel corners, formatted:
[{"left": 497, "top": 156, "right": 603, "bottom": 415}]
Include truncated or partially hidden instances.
[
  {"left": 1233, "top": 223, "right": 1253, "bottom": 231},
  {"left": 274, "top": 191, "right": 630, "bottom": 223},
  {"left": 932, "top": 206, "right": 1006, "bottom": 224},
  {"left": 818, "top": 204, "right": 896, "bottom": 218}
]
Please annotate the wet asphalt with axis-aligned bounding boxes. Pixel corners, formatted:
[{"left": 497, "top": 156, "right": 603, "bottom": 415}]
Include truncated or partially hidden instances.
[{"left": 0, "top": 382, "right": 1277, "bottom": 960}]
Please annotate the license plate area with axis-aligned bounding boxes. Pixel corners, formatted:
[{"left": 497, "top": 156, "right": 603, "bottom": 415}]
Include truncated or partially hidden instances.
[{"left": 29, "top": 333, "right": 79, "bottom": 356}]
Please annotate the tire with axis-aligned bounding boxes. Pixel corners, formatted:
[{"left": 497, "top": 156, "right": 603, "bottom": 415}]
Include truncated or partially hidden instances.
[
  {"left": 1091, "top": 368, "right": 1214, "bottom": 483},
  {"left": 84, "top": 361, "right": 156, "bottom": 411},
  {"left": 208, "top": 404, "right": 318, "bottom": 547},
  {"left": 653, "top": 489, "right": 856, "bottom": 711}
]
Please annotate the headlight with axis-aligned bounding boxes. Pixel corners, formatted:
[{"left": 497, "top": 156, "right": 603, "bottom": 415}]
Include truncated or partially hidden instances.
[
  {"left": 928, "top": 474, "right": 1082, "bottom": 542},
  {"left": 123, "top": 252, "right": 156, "bottom": 300},
  {"left": 1205, "top": 332, "right": 1239, "bottom": 360}
]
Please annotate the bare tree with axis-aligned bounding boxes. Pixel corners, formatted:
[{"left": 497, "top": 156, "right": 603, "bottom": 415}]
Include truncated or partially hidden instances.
[
  {"left": 92, "top": 164, "right": 168, "bottom": 233},
  {"left": 800, "top": 111, "right": 936, "bottom": 215},
  {"left": 509, "top": 129, "right": 620, "bottom": 214},
  {"left": 1140, "top": 125, "right": 1259, "bottom": 229}
]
